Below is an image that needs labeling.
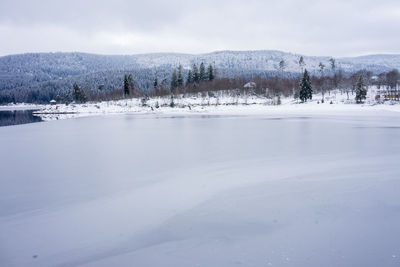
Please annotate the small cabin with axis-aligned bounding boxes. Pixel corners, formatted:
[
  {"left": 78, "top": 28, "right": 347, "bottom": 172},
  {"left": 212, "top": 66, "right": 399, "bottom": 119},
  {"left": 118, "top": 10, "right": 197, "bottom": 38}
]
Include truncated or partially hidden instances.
[
  {"left": 243, "top": 82, "right": 256, "bottom": 90},
  {"left": 50, "top": 100, "right": 57, "bottom": 106}
]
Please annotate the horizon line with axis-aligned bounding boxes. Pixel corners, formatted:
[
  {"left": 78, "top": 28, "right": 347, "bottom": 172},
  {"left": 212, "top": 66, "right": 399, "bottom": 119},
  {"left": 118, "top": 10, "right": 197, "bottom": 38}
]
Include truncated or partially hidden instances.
[{"left": 1, "top": 49, "right": 400, "bottom": 59}]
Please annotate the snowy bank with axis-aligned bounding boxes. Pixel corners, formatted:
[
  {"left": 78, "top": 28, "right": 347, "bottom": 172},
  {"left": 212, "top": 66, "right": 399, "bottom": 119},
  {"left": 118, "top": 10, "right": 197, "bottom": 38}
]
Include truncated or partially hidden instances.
[
  {"left": 0, "top": 103, "right": 42, "bottom": 111},
  {"left": 32, "top": 89, "right": 400, "bottom": 121}
]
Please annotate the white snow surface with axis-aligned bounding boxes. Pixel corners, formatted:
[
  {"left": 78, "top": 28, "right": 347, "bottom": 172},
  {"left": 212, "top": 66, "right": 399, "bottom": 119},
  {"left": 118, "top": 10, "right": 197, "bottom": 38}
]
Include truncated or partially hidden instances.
[
  {"left": 0, "top": 103, "right": 41, "bottom": 111},
  {"left": 29, "top": 88, "right": 400, "bottom": 122},
  {"left": 1, "top": 104, "right": 400, "bottom": 267}
]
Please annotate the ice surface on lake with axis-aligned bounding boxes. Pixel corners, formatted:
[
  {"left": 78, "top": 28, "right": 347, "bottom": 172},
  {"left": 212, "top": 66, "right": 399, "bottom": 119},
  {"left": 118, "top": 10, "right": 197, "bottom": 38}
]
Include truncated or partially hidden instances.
[{"left": 0, "top": 111, "right": 400, "bottom": 267}]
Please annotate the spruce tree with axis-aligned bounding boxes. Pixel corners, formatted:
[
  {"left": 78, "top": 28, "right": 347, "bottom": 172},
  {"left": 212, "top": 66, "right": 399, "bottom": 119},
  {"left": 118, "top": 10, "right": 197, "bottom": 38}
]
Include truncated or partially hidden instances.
[
  {"left": 355, "top": 75, "right": 367, "bottom": 103},
  {"left": 160, "top": 78, "right": 168, "bottom": 93},
  {"left": 153, "top": 77, "right": 159, "bottom": 95},
  {"left": 319, "top": 62, "right": 326, "bottom": 102},
  {"left": 193, "top": 64, "right": 200, "bottom": 83},
  {"left": 127, "top": 74, "right": 134, "bottom": 96},
  {"left": 153, "top": 77, "right": 158, "bottom": 88},
  {"left": 73, "top": 83, "right": 80, "bottom": 102},
  {"left": 186, "top": 70, "right": 193, "bottom": 84},
  {"left": 170, "top": 70, "right": 178, "bottom": 90},
  {"left": 329, "top": 58, "right": 336, "bottom": 72},
  {"left": 199, "top": 62, "right": 206, "bottom": 81},
  {"left": 299, "top": 69, "right": 312, "bottom": 102},
  {"left": 123, "top": 74, "right": 129, "bottom": 96},
  {"left": 278, "top": 59, "right": 286, "bottom": 77},
  {"left": 73, "top": 83, "right": 86, "bottom": 103},
  {"left": 177, "top": 65, "right": 184, "bottom": 87},
  {"left": 207, "top": 64, "right": 215, "bottom": 81},
  {"left": 299, "top": 56, "right": 305, "bottom": 72}
]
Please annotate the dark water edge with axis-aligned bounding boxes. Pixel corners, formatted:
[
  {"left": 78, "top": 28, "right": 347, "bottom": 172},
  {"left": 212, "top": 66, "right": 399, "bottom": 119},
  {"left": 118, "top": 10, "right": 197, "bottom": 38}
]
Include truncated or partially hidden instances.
[{"left": 0, "top": 110, "right": 43, "bottom": 127}]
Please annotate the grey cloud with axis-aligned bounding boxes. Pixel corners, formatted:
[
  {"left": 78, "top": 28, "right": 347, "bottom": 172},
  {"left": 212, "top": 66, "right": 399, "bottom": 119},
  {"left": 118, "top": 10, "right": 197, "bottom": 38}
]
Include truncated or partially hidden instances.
[
  {"left": 0, "top": 0, "right": 186, "bottom": 31},
  {"left": 0, "top": 0, "right": 399, "bottom": 56}
]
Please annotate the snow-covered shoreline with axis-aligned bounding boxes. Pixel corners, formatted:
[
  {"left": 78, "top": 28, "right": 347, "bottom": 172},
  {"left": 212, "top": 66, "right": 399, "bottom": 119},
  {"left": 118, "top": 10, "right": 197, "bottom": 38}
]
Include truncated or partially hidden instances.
[
  {"left": 2, "top": 89, "right": 400, "bottom": 121},
  {"left": 37, "top": 92, "right": 400, "bottom": 115},
  {"left": 35, "top": 100, "right": 400, "bottom": 115},
  {"left": 0, "top": 103, "right": 42, "bottom": 111}
]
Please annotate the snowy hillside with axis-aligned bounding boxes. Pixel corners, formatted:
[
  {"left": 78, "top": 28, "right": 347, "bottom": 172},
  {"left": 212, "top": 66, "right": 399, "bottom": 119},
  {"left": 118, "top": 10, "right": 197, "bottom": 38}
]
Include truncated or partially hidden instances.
[
  {"left": 338, "top": 54, "right": 400, "bottom": 73},
  {"left": 1, "top": 50, "right": 399, "bottom": 106},
  {"left": 1, "top": 50, "right": 400, "bottom": 91},
  {"left": 134, "top": 50, "right": 400, "bottom": 73}
]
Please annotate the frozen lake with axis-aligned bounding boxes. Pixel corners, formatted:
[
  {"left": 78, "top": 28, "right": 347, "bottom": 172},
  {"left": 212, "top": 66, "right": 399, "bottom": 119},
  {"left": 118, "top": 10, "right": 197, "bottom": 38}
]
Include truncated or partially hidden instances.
[{"left": 1, "top": 111, "right": 400, "bottom": 267}]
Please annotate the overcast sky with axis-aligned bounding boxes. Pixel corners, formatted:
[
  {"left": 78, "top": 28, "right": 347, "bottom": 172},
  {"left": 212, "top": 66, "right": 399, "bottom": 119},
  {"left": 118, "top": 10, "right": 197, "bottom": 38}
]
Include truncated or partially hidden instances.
[{"left": 0, "top": 0, "right": 399, "bottom": 57}]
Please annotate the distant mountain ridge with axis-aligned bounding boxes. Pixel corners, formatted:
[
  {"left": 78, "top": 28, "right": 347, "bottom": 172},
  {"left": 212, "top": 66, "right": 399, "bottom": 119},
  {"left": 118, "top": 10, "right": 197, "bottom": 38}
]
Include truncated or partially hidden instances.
[{"left": 1, "top": 50, "right": 399, "bottom": 94}]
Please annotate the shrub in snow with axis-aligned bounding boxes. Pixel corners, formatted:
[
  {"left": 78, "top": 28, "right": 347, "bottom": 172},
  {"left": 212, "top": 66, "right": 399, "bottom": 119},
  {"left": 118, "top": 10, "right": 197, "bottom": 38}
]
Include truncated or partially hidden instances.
[
  {"left": 277, "top": 96, "right": 281, "bottom": 105},
  {"left": 141, "top": 96, "right": 149, "bottom": 106}
]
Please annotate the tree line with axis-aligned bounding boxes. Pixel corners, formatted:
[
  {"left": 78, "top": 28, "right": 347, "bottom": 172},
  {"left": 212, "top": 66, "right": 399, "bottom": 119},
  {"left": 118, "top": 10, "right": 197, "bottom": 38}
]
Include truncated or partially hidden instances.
[
  {"left": 0, "top": 56, "right": 398, "bottom": 104},
  {"left": 12, "top": 67, "right": 395, "bottom": 105}
]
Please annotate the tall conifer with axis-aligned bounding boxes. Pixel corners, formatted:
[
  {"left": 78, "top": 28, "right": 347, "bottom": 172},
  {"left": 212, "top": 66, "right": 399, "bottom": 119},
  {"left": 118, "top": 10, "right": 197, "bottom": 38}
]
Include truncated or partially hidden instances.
[{"left": 299, "top": 69, "right": 312, "bottom": 102}]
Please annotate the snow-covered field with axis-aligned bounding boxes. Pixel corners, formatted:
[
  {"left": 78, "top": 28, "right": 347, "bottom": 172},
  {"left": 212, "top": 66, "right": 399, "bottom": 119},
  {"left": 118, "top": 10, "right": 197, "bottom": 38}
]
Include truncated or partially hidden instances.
[
  {"left": 1, "top": 110, "right": 400, "bottom": 267},
  {"left": 27, "top": 88, "right": 400, "bottom": 122},
  {"left": 1, "top": 88, "right": 399, "bottom": 122}
]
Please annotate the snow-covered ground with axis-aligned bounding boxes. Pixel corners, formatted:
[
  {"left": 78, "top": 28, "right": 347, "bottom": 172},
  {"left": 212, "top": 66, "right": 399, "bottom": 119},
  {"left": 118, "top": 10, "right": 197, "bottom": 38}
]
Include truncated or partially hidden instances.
[
  {"left": 1, "top": 87, "right": 399, "bottom": 121},
  {"left": 0, "top": 103, "right": 41, "bottom": 111},
  {"left": 0, "top": 111, "right": 400, "bottom": 267},
  {"left": 29, "top": 88, "right": 400, "bottom": 122}
]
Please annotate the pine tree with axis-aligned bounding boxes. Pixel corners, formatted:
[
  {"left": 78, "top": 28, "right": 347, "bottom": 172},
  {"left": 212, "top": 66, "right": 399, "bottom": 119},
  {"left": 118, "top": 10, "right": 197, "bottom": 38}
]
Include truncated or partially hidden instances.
[
  {"left": 207, "top": 64, "right": 215, "bottom": 81},
  {"left": 153, "top": 77, "right": 159, "bottom": 95},
  {"left": 299, "top": 56, "right": 305, "bottom": 72},
  {"left": 123, "top": 74, "right": 129, "bottom": 96},
  {"left": 73, "top": 83, "right": 86, "bottom": 103},
  {"left": 319, "top": 62, "right": 325, "bottom": 74},
  {"left": 329, "top": 58, "right": 336, "bottom": 72},
  {"left": 186, "top": 70, "right": 193, "bottom": 84},
  {"left": 278, "top": 59, "right": 286, "bottom": 77},
  {"left": 199, "top": 62, "right": 206, "bottom": 81},
  {"left": 64, "top": 93, "right": 71, "bottom": 105},
  {"left": 299, "top": 69, "right": 313, "bottom": 102},
  {"left": 153, "top": 77, "right": 158, "bottom": 88},
  {"left": 160, "top": 78, "right": 168, "bottom": 93},
  {"left": 193, "top": 64, "right": 200, "bottom": 83},
  {"left": 319, "top": 62, "right": 326, "bottom": 102},
  {"left": 177, "top": 65, "right": 184, "bottom": 87},
  {"left": 73, "top": 83, "right": 80, "bottom": 102},
  {"left": 127, "top": 74, "right": 134, "bottom": 96},
  {"left": 355, "top": 75, "right": 367, "bottom": 103},
  {"left": 170, "top": 70, "right": 178, "bottom": 90}
]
